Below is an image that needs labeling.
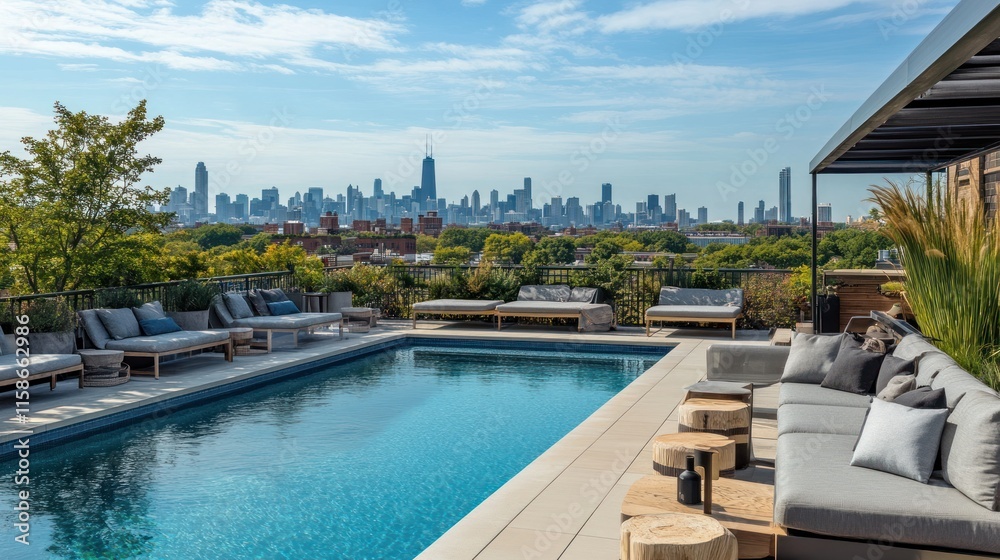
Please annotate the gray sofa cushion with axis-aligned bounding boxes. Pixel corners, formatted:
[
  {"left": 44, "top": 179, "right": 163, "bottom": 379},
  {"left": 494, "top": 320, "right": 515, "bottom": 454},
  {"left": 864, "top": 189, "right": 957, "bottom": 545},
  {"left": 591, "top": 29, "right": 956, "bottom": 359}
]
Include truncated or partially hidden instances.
[
  {"left": 916, "top": 351, "right": 958, "bottom": 387},
  {"left": 96, "top": 308, "right": 142, "bottom": 340},
  {"left": 875, "top": 355, "right": 914, "bottom": 394},
  {"left": 0, "top": 354, "right": 82, "bottom": 382},
  {"left": 929, "top": 365, "right": 998, "bottom": 409},
  {"left": 246, "top": 290, "right": 271, "bottom": 316},
  {"left": 131, "top": 301, "right": 165, "bottom": 322},
  {"left": 104, "top": 330, "right": 230, "bottom": 353},
  {"left": 775, "top": 432, "right": 1000, "bottom": 553},
  {"left": 658, "top": 287, "right": 743, "bottom": 307},
  {"left": 645, "top": 305, "right": 742, "bottom": 319},
  {"left": 893, "top": 334, "right": 940, "bottom": 362},
  {"left": 412, "top": 299, "right": 503, "bottom": 312},
  {"left": 821, "top": 345, "right": 885, "bottom": 394},
  {"left": 496, "top": 301, "right": 591, "bottom": 314},
  {"left": 0, "top": 325, "right": 14, "bottom": 355},
  {"left": 224, "top": 293, "right": 254, "bottom": 319},
  {"left": 877, "top": 374, "right": 916, "bottom": 401},
  {"left": 211, "top": 296, "right": 235, "bottom": 328},
  {"left": 893, "top": 386, "right": 947, "bottom": 408},
  {"left": 777, "top": 403, "right": 868, "bottom": 437},
  {"left": 259, "top": 288, "right": 289, "bottom": 303},
  {"left": 568, "top": 287, "right": 599, "bottom": 303},
  {"left": 516, "top": 285, "right": 571, "bottom": 302},
  {"left": 779, "top": 382, "right": 872, "bottom": 408},
  {"left": 78, "top": 309, "right": 111, "bottom": 349},
  {"left": 940, "top": 390, "right": 1000, "bottom": 510},
  {"left": 780, "top": 333, "right": 844, "bottom": 384},
  {"left": 851, "top": 398, "right": 948, "bottom": 483},
  {"left": 230, "top": 313, "right": 342, "bottom": 330}
]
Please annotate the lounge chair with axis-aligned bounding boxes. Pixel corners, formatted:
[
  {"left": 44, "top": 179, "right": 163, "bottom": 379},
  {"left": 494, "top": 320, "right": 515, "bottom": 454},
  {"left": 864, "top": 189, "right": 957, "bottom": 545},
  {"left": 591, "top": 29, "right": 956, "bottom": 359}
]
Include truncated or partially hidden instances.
[
  {"left": 645, "top": 287, "right": 744, "bottom": 339},
  {"left": 411, "top": 299, "right": 503, "bottom": 328},
  {"left": 210, "top": 290, "right": 343, "bottom": 351},
  {"left": 494, "top": 285, "right": 615, "bottom": 332},
  {"left": 0, "top": 326, "right": 84, "bottom": 390},
  {"left": 79, "top": 307, "right": 232, "bottom": 379}
]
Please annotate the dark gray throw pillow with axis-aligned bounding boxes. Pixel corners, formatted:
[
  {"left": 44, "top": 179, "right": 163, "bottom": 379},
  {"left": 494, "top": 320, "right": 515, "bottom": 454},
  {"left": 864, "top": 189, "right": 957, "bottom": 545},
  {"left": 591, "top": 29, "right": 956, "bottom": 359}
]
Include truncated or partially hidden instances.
[
  {"left": 96, "top": 308, "right": 142, "bottom": 340},
  {"left": 246, "top": 290, "right": 270, "bottom": 316},
  {"left": 875, "top": 355, "right": 916, "bottom": 395},
  {"left": 132, "top": 301, "right": 166, "bottom": 322},
  {"left": 821, "top": 345, "right": 886, "bottom": 394},
  {"left": 224, "top": 293, "right": 254, "bottom": 320},
  {"left": 259, "top": 288, "right": 289, "bottom": 303},
  {"left": 894, "top": 386, "right": 947, "bottom": 409}
]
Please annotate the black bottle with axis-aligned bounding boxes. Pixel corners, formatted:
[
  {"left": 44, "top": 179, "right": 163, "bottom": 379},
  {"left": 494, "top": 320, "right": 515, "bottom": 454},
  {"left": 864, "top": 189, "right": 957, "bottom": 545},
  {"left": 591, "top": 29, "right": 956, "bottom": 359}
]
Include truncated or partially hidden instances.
[{"left": 677, "top": 455, "right": 702, "bottom": 505}]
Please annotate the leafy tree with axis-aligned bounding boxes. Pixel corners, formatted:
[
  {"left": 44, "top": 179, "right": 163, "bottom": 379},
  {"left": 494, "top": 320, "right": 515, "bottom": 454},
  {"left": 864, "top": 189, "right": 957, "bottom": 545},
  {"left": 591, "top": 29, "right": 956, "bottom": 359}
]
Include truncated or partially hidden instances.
[
  {"left": 416, "top": 233, "right": 438, "bottom": 253},
  {"left": 818, "top": 228, "right": 892, "bottom": 269},
  {"left": 0, "top": 100, "right": 171, "bottom": 293},
  {"left": 482, "top": 232, "right": 532, "bottom": 264},
  {"left": 533, "top": 236, "right": 577, "bottom": 264},
  {"left": 438, "top": 227, "right": 494, "bottom": 252},
  {"left": 433, "top": 246, "right": 472, "bottom": 265},
  {"left": 244, "top": 232, "right": 273, "bottom": 254},
  {"left": 261, "top": 240, "right": 313, "bottom": 272},
  {"left": 190, "top": 223, "right": 244, "bottom": 249},
  {"left": 586, "top": 240, "right": 623, "bottom": 263},
  {"left": 209, "top": 247, "right": 263, "bottom": 276}
]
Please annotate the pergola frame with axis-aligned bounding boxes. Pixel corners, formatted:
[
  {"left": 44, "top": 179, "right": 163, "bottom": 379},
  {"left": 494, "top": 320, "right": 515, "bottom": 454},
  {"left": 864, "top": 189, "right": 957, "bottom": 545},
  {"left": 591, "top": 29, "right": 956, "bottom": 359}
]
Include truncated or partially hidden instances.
[{"left": 809, "top": 0, "right": 1000, "bottom": 330}]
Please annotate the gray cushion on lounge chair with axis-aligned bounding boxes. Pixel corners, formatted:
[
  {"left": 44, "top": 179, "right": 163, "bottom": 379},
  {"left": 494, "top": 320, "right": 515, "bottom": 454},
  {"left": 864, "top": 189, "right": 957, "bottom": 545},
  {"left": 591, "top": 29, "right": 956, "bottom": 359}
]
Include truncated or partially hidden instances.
[
  {"left": 778, "top": 382, "right": 872, "bottom": 408},
  {"left": 777, "top": 403, "right": 868, "bottom": 436},
  {"left": 132, "top": 301, "right": 166, "bottom": 322},
  {"left": 496, "top": 301, "right": 589, "bottom": 313},
  {"left": 96, "top": 308, "right": 142, "bottom": 340},
  {"left": 780, "top": 333, "right": 844, "bottom": 384},
  {"left": 0, "top": 325, "right": 14, "bottom": 355},
  {"left": 658, "top": 287, "right": 743, "bottom": 307},
  {"left": 775, "top": 432, "right": 1000, "bottom": 554},
  {"left": 929, "top": 365, "right": 998, "bottom": 409},
  {"left": 645, "top": 305, "right": 742, "bottom": 319},
  {"left": 0, "top": 354, "right": 82, "bottom": 382},
  {"left": 230, "top": 313, "right": 342, "bottom": 330},
  {"left": 246, "top": 290, "right": 271, "bottom": 316},
  {"left": 893, "top": 334, "right": 940, "bottom": 362},
  {"left": 516, "top": 284, "right": 571, "bottom": 302},
  {"left": 259, "top": 288, "right": 289, "bottom": 303},
  {"left": 78, "top": 309, "right": 112, "bottom": 349},
  {"left": 224, "top": 293, "right": 254, "bottom": 319},
  {"left": 104, "top": 330, "right": 230, "bottom": 353},
  {"left": 568, "top": 287, "right": 599, "bottom": 303},
  {"left": 412, "top": 299, "right": 503, "bottom": 312},
  {"left": 915, "top": 351, "right": 958, "bottom": 387},
  {"left": 940, "top": 390, "right": 1000, "bottom": 510},
  {"left": 211, "top": 296, "right": 235, "bottom": 328}
]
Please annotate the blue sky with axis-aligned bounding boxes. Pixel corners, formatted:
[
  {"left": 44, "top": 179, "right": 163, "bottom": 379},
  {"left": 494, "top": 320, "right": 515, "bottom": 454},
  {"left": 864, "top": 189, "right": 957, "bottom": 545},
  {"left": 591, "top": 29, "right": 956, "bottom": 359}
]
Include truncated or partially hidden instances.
[{"left": 0, "top": 0, "right": 959, "bottom": 221}]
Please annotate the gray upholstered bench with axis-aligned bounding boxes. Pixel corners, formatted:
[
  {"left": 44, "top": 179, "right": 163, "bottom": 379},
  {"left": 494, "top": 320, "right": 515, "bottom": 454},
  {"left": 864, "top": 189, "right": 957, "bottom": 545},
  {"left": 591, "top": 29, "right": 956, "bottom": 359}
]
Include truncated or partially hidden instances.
[
  {"left": 494, "top": 285, "right": 614, "bottom": 332},
  {"left": 411, "top": 299, "right": 503, "bottom": 328},
  {"left": 645, "top": 287, "right": 744, "bottom": 338}
]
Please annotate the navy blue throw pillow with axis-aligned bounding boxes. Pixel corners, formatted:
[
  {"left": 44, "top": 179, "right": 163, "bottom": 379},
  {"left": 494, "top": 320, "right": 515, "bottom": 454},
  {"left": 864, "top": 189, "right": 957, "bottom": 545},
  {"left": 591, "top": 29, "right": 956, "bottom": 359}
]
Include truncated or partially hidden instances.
[
  {"left": 267, "top": 300, "right": 300, "bottom": 316},
  {"left": 139, "top": 317, "right": 183, "bottom": 336}
]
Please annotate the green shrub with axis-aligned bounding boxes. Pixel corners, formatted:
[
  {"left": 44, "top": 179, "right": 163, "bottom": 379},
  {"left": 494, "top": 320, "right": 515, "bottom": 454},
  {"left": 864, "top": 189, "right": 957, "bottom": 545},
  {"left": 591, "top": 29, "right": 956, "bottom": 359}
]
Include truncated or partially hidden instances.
[
  {"left": 739, "top": 273, "right": 798, "bottom": 329},
  {"left": 95, "top": 288, "right": 141, "bottom": 309},
  {"left": 164, "top": 280, "right": 220, "bottom": 312},
  {"left": 11, "top": 298, "right": 76, "bottom": 333},
  {"left": 427, "top": 269, "right": 470, "bottom": 300}
]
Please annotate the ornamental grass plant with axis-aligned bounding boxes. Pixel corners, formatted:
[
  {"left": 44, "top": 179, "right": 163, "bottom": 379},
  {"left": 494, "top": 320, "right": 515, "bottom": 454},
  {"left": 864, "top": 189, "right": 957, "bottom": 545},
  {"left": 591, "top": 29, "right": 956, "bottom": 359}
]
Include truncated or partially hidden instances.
[{"left": 868, "top": 180, "right": 1000, "bottom": 390}]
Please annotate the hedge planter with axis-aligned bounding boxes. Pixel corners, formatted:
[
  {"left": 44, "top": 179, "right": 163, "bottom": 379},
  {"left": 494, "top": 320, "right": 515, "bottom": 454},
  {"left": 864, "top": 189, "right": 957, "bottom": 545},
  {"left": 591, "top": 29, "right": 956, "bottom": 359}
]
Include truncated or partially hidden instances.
[
  {"left": 328, "top": 291, "right": 353, "bottom": 313},
  {"left": 167, "top": 310, "right": 210, "bottom": 331},
  {"left": 29, "top": 331, "right": 77, "bottom": 355}
]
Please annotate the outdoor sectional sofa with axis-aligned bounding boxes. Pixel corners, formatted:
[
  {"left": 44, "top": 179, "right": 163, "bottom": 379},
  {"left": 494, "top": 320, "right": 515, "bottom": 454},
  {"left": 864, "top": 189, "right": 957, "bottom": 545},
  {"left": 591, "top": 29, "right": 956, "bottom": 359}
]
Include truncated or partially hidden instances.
[
  {"left": 494, "top": 285, "right": 615, "bottom": 332},
  {"left": 708, "top": 332, "right": 1000, "bottom": 558},
  {"left": 209, "top": 289, "right": 343, "bottom": 351},
  {"left": 79, "top": 306, "right": 232, "bottom": 379},
  {"left": 0, "top": 326, "right": 83, "bottom": 391},
  {"left": 645, "top": 286, "right": 744, "bottom": 338}
]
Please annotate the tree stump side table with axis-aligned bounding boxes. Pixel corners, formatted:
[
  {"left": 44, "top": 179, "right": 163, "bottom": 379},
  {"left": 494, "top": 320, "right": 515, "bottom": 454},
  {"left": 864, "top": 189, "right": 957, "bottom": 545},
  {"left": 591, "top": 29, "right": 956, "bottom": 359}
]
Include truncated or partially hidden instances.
[
  {"left": 683, "top": 381, "right": 754, "bottom": 469},
  {"left": 77, "top": 349, "right": 130, "bottom": 387},
  {"left": 621, "top": 513, "right": 738, "bottom": 560},
  {"left": 678, "top": 398, "right": 751, "bottom": 470},
  {"left": 652, "top": 432, "right": 737, "bottom": 479}
]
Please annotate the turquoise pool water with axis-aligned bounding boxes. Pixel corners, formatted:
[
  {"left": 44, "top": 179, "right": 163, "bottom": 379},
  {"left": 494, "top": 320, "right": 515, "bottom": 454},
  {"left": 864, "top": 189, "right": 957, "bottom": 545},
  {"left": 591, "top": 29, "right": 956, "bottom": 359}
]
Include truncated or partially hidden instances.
[{"left": 0, "top": 343, "right": 665, "bottom": 559}]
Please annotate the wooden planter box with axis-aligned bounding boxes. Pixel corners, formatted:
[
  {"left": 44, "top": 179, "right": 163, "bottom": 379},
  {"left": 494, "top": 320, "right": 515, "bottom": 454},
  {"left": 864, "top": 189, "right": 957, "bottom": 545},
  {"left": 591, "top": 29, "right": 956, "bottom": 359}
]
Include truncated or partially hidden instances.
[{"left": 823, "top": 269, "right": 911, "bottom": 328}]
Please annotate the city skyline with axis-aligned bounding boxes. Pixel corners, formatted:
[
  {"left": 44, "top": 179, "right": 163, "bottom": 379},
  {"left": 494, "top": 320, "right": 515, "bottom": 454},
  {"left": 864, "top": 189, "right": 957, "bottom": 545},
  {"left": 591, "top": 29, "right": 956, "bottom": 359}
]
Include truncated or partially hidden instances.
[{"left": 0, "top": 1, "right": 957, "bottom": 220}]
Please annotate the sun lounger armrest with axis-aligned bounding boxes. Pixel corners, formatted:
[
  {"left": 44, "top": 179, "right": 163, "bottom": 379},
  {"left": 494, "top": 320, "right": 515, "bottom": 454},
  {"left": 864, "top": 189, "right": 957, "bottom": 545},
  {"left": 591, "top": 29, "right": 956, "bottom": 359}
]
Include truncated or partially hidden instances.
[{"left": 706, "top": 344, "right": 789, "bottom": 385}]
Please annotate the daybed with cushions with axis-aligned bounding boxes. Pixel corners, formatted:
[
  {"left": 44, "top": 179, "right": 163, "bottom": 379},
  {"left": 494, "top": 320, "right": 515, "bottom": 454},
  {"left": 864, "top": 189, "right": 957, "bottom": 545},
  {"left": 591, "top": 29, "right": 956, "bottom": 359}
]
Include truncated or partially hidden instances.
[
  {"left": 494, "top": 285, "right": 615, "bottom": 332},
  {"left": 645, "top": 287, "right": 744, "bottom": 338},
  {"left": 711, "top": 332, "right": 1000, "bottom": 558},
  {"left": 411, "top": 299, "right": 503, "bottom": 328},
  {"left": 79, "top": 303, "right": 232, "bottom": 379},
  {"left": 0, "top": 326, "right": 83, "bottom": 391},
  {"left": 210, "top": 289, "right": 343, "bottom": 351}
]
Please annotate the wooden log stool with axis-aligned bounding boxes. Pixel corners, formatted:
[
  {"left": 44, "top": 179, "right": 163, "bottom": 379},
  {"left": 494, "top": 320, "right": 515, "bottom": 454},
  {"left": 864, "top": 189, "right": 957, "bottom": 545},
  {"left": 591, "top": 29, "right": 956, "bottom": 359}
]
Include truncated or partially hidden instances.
[
  {"left": 652, "top": 432, "right": 736, "bottom": 479},
  {"left": 678, "top": 398, "right": 751, "bottom": 470},
  {"left": 621, "top": 513, "right": 738, "bottom": 560}
]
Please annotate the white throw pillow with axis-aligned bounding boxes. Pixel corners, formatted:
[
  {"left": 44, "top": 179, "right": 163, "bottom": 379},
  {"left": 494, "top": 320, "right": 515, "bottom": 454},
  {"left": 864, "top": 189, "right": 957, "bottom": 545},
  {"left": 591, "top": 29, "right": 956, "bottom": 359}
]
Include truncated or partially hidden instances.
[{"left": 851, "top": 398, "right": 948, "bottom": 483}]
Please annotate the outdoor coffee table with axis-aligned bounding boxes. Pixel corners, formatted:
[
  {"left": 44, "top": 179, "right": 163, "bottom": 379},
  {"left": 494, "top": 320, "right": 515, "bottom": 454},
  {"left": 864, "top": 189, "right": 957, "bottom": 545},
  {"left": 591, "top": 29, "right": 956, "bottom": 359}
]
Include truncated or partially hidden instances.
[
  {"left": 77, "top": 349, "right": 130, "bottom": 387},
  {"left": 652, "top": 432, "right": 737, "bottom": 478},
  {"left": 622, "top": 474, "right": 776, "bottom": 559}
]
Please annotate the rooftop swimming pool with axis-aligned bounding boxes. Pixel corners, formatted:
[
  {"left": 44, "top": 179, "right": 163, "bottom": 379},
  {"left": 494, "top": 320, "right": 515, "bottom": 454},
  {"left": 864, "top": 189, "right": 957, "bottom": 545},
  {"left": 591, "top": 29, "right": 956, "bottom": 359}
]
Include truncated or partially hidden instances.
[{"left": 0, "top": 341, "right": 668, "bottom": 559}]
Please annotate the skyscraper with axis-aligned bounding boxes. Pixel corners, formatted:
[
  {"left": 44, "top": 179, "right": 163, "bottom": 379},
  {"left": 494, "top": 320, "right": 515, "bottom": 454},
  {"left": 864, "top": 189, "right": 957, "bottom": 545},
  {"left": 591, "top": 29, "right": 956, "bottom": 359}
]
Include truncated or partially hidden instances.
[
  {"left": 664, "top": 194, "right": 677, "bottom": 223},
  {"left": 779, "top": 166, "right": 791, "bottom": 223},
  {"left": 601, "top": 183, "right": 612, "bottom": 205},
  {"left": 523, "top": 178, "right": 532, "bottom": 210},
  {"left": 194, "top": 162, "right": 208, "bottom": 217},
  {"left": 697, "top": 206, "right": 708, "bottom": 225},
  {"left": 818, "top": 203, "right": 833, "bottom": 223},
  {"left": 471, "top": 190, "right": 480, "bottom": 215},
  {"left": 373, "top": 178, "right": 383, "bottom": 199},
  {"left": 755, "top": 200, "right": 765, "bottom": 224},
  {"left": 738, "top": 201, "right": 744, "bottom": 226},
  {"left": 215, "top": 192, "right": 231, "bottom": 222},
  {"left": 235, "top": 193, "right": 249, "bottom": 220},
  {"left": 420, "top": 137, "right": 436, "bottom": 204}
]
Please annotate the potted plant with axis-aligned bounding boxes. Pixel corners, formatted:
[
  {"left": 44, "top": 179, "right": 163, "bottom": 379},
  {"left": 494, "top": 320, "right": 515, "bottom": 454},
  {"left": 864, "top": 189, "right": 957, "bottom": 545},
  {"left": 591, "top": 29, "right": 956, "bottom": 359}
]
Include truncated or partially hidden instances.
[
  {"left": 20, "top": 298, "right": 77, "bottom": 354},
  {"left": 322, "top": 270, "right": 355, "bottom": 312},
  {"left": 164, "top": 280, "right": 220, "bottom": 330},
  {"left": 95, "top": 287, "right": 141, "bottom": 310}
]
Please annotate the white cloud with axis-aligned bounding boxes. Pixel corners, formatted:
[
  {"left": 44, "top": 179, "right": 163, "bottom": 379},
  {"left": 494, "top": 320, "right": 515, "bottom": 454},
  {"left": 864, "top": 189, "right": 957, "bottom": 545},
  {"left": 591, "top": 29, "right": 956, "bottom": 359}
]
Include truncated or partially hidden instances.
[{"left": 598, "top": 0, "right": 870, "bottom": 32}]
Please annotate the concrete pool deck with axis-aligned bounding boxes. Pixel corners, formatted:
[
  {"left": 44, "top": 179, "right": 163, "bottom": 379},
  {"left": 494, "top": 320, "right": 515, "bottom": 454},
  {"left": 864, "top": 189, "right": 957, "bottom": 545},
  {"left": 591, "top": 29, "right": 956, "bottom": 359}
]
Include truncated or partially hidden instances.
[{"left": 0, "top": 321, "right": 776, "bottom": 559}]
